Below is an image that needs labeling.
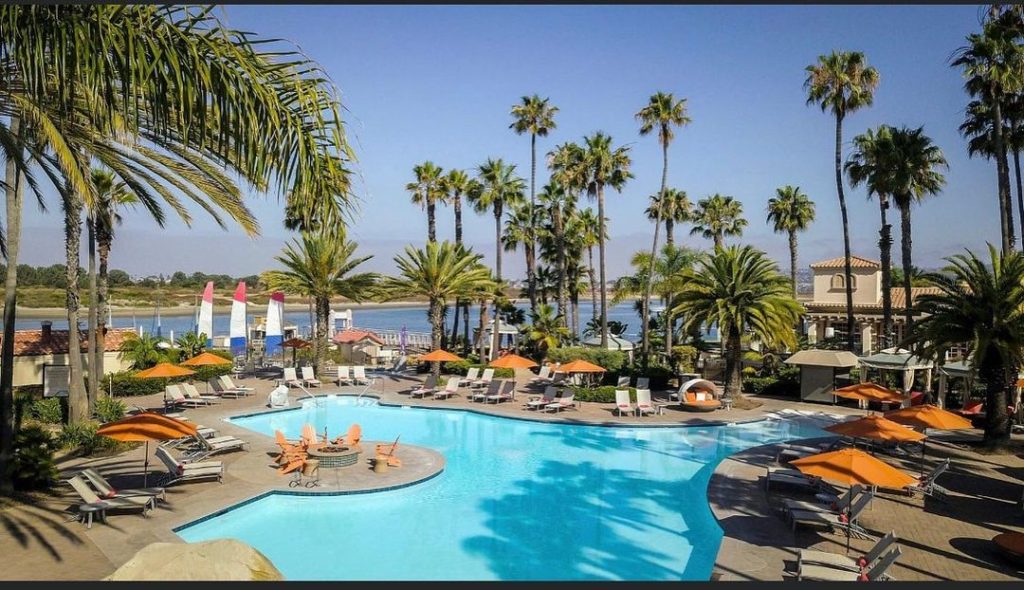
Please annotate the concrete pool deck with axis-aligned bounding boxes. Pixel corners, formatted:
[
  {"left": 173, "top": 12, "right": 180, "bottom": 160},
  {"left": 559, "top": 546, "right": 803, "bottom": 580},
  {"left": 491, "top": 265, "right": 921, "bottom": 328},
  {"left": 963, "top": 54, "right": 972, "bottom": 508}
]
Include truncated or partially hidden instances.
[{"left": 2, "top": 370, "right": 1022, "bottom": 580}]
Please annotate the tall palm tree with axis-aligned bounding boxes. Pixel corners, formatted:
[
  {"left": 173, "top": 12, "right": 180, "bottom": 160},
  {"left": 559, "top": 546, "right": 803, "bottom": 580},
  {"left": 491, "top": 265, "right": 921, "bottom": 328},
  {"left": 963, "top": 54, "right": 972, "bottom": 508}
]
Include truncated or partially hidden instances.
[
  {"left": 440, "top": 169, "right": 480, "bottom": 352},
  {"left": 575, "top": 207, "right": 604, "bottom": 325},
  {"left": 647, "top": 188, "right": 692, "bottom": 246},
  {"left": 690, "top": 194, "right": 747, "bottom": 248},
  {"left": 766, "top": 186, "right": 816, "bottom": 297},
  {"left": 571, "top": 132, "right": 633, "bottom": 346},
  {"left": 805, "top": 50, "right": 880, "bottom": 352},
  {"left": 884, "top": 126, "right": 948, "bottom": 331},
  {"left": 903, "top": 245, "right": 1024, "bottom": 446},
  {"left": 503, "top": 202, "right": 537, "bottom": 307},
  {"left": 379, "top": 241, "right": 494, "bottom": 377},
  {"left": 510, "top": 94, "right": 558, "bottom": 318},
  {"left": 952, "top": 10, "right": 1024, "bottom": 254},
  {"left": 636, "top": 92, "right": 691, "bottom": 363},
  {"left": 407, "top": 161, "right": 446, "bottom": 243},
  {"left": 262, "top": 232, "right": 378, "bottom": 373},
  {"left": 547, "top": 142, "right": 585, "bottom": 326},
  {"left": 672, "top": 245, "right": 802, "bottom": 401},
  {"left": 847, "top": 126, "right": 897, "bottom": 347}
]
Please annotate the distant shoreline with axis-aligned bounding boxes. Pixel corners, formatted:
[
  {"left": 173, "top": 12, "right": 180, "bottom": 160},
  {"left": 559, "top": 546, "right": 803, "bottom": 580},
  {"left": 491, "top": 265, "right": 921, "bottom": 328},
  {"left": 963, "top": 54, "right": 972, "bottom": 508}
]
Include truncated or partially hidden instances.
[{"left": 14, "top": 300, "right": 434, "bottom": 319}]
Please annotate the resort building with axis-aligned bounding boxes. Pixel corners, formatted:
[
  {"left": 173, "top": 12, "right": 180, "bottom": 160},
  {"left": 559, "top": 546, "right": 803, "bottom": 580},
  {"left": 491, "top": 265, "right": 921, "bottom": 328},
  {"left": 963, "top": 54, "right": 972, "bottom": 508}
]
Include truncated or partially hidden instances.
[
  {"left": 0, "top": 322, "right": 135, "bottom": 389},
  {"left": 802, "top": 255, "right": 941, "bottom": 354},
  {"left": 332, "top": 328, "right": 390, "bottom": 365}
]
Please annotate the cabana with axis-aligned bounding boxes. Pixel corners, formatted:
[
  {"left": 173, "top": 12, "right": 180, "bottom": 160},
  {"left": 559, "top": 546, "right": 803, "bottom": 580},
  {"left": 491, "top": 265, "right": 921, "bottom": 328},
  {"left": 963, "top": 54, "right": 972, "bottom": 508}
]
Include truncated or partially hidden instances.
[
  {"left": 675, "top": 378, "right": 721, "bottom": 412},
  {"left": 858, "top": 347, "right": 934, "bottom": 397},
  {"left": 784, "top": 349, "right": 859, "bottom": 403},
  {"left": 936, "top": 360, "right": 974, "bottom": 410}
]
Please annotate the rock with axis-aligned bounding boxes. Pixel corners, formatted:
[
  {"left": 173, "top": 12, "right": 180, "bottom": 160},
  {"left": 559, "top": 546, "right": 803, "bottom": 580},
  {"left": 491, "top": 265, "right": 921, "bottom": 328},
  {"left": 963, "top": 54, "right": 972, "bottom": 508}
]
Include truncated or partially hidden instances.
[{"left": 105, "top": 539, "right": 284, "bottom": 581}]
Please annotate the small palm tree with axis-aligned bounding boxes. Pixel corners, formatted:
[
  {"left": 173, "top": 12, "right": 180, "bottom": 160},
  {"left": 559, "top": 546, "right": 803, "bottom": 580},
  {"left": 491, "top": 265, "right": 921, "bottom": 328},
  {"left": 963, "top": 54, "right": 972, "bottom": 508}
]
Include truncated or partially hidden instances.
[
  {"left": 262, "top": 232, "right": 379, "bottom": 373},
  {"left": 691, "top": 194, "right": 747, "bottom": 248},
  {"left": 902, "top": 245, "right": 1024, "bottom": 446},
  {"left": 503, "top": 202, "right": 536, "bottom": 301},
  {"left": 407, "top": 161, "right": 446, "bottom": 243},
  {"left": 510, "top": 94, "right": 559, "bottom": 318},
  {"left": 806, "top": 50, "right": 880, "bottom": 351},
  {"left": 120, "top": 333, "right": 170, "bottom": 371},
  {"left": 525, "top": 303, "right": 569, "bottom": 359},
  {"left": 379, "top": 241, "right": 495, "bottom": 376},
  {"left": 175, "top": 331, "right": 207, "bottom": 360},
  {"left": 574, "top": 207, "right": 605, "bottom": 324},
  {"left": 766, "top": 186, "right": 816, "bottom": 297},
  {"left": 673, "top": 245, "right": 802, "bottom": 401},
  {"left": 646, "top": 188, "right": 692, "bottom": 246}
]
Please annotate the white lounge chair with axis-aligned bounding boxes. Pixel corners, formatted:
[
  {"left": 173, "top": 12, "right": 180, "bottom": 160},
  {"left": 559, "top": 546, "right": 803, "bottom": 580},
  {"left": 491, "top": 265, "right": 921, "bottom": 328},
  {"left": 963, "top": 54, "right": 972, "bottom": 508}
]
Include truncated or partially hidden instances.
[
  {"left": 182, "top": 383, "right": 219, "bottom": 404},
  {"left": 282, "top": 367, "right": 302, "bottom": 388},
  {"left": 472, "top": 380, "right": 501, "bottom": 402},
  {"left": 335, "top": 366, "right": 352, "bottom": 386},
  {"left": 78, "top": 468, "right": 166, "bottom": 503},
  {"left": 530, "top": 365, "right": 551, "bottom": 385},
  {"left": 220, "top": 375, "right": 255, "bottom": 395},
  {"left": 410, "top": 375, "right": 438, "bottom": 398},
  {"left": 155, "top": 447, "right": 224, "bottom": 485},
  {"left": 165, "top": 385, "right": 208, "bottom": 408},
  {"left": 301, "top": 366, "right": 322, "bottom": 388},
  {"left": 797, "top": 547, "right": 901, "bottom": 582},
  {"left": 635, "top": 377, "right": 649, "bottom": 390},
  {"left": 615, "top": 389, "right": 634, "bottom": 416},
  {"left": 209, "top": 378, "right": 245, "bottom": 399},
  {"left": 458, "top": 367, "right": 480, "bottom": 387},
  {"left": 797, "top": 531, "right": 897, "bottom": 579},
  {"left": 434, "top": 377, "right": 461, "bottom": 400},
  {"left": 352, "top": 365, "right": 369, "bottom": 385},
  {"left": 472, "top": 368, "right": 494, "bottom": 389},
  {"left": 526, "top": 387, "right": 557, "bottom": 410},
  {"left": 545, "top": 392, "right": 576, "bottom": 413},
  {"left": 616, "top": 375, "right": 631, "bottom": 388},
  {"left": 179, "top": 433, "right": 248, "bottom": 462},
  {"left": 68, "top": 475, "right": 154, "bottom": 519},
  {"left": 635, "top": 389, "right": 655, "bottom": 416},
  {"left": 486, "top": 380, "right": 515, "bottom": 404}
]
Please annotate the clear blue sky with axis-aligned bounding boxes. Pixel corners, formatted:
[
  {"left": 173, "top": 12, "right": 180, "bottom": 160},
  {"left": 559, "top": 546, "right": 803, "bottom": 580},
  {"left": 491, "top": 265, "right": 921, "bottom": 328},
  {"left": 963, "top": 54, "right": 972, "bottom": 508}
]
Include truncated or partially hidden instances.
[{"left": 18, "top": 5, "right": 1002, "bottom": 279}]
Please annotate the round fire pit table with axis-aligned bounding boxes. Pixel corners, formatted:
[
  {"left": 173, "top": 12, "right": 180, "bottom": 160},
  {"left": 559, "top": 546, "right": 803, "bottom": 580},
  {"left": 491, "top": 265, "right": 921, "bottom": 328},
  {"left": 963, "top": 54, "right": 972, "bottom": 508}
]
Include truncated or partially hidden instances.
[{"left": 307, "top": 445, "right": 361, "bottom": 469}]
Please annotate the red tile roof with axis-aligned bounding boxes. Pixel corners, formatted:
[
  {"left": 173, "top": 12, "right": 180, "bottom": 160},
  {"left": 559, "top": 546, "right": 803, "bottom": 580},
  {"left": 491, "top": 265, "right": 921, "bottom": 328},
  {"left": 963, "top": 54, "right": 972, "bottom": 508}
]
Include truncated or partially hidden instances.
[
  {"left": 333, "top": 329, "right": 384, "bottom": 345},
  {"left": 810, "top": 255, "right": 881, "bottom": 270},
  {"left": 0, "top": 327, "right": 136, "bottom": 356}
]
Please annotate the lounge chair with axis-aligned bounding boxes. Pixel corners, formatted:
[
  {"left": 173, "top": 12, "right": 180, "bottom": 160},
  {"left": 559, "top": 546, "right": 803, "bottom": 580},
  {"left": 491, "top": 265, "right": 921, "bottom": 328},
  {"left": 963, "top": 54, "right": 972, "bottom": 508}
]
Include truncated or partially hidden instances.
[
  {"left": 165, "top": 385, "right": 209, "bottom": 408},
  {"left": 472, "top": 379, "right": 502, "bottom": 403},
  {"left": 155, "top": 447, "right": 224, "bottom": 485},
  {"left": 209, "top": 378, "right": 245, "bottom": 399},
  {"left": 301, "top": 366, "right": 322, "bottom": 388},
  {"left": 68, "top": 475, "right": 154, "bottom": 516},
  {"left": 458, "top": 367, "right": 480, "bottom": 387},
  {"left": 906, "top": 458, "right": 950, "bottom": 498},
  {"left": 635, "top": 389, "right": 656, "bottom": 416},
  {"left": 545, "top": 392, "right": 576, "bottom": 413},
  {"left": 486, "top": 380, "right": 515, "bottom": 404},
  {"left": 410, "top": 375, "right": 438, "bottom": 398},
  {"left": 472, "top": 368, "right": 495, "bottom": 389},
  {"left": 434, "top": 377, "right": 461, "bottom": 400},
  {"left": 635, "top": 377, "right": 649, "bottom": 390},
  {"left": 352, "top": 365, "right": 369, "bottom": 385},
  {"left": 765, "top": 466, "right": 838, "bottom": 496},
  {"left": 615, "top": 389, "right": 634, "bottom": 416},
  {"left": 386, "top": 356, "right": 408, "bottom": 375},
  {"left": 790, "top": 490, "right": 874, "bottom": 536},
  {"left": 180, "top": 433, "right": 249, "bottom": 461},
  {"left": 282, "top": 368, "right": 302, "bottom": 388},
  {"left": 797, "top": 547, "right": 901, "bottom": 582},
  {"left": 335, "top": 366, "right": 353, "bottom": 386},
  {"left": 530, "top": 365, "right": 551, "bottom": 385},
  {"left": 220, "top": 375, "right": 255, "bottom": 395},
  {"left": 776, "top": 442, "right": 836, "bottom": 464},
  {"left": 616, "top": 375, "right": 631, "bottom": 388},
  {"left": 526, "top": 387, "right": 557, "bottom": 410},
  {"left": 182, "top": 383, "right": 219, "bottom": 404},
  {"left": 782, "top": 484, "right": 862, "bottom": 516},
  {"left": 78, "top": 468, "right": 166, "bottom": 503},
  {"left": 797, "top": 531, "right": 897, "bottom": 579}
]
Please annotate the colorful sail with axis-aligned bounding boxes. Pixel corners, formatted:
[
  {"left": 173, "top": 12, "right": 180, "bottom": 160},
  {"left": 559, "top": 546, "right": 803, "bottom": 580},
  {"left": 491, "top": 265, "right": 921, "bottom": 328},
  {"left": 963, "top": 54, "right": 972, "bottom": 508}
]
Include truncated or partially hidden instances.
[
  {"left": 229, "top": 281, "right": 247, "bottom": 357},
  {"left": 265, "top": 291, "right": 285, "bottom": 357},
  {"left": 197, "top": 281, "right": 214, "bottom": 347}
]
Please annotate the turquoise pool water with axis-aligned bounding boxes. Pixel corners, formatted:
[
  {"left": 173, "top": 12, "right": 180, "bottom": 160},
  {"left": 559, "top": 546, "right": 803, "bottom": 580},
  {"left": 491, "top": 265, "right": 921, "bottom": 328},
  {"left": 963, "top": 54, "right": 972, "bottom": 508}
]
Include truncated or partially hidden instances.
[{"left": 176, "top": 396, "right": 827, "bottom": 581}]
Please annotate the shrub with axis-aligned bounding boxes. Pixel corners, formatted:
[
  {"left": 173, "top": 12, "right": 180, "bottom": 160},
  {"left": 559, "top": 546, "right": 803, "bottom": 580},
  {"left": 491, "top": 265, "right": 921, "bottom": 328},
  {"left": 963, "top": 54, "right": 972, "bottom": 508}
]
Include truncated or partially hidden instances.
[
  {"left": 107, "top": 367, "right": 233, "bottom": 397},
  {"left": 670, "top": 345, "right": 699, "bottom": 374},
  {"left": 742, "top": 366, "right": 799, "bottom": 396},
  {"left": 9, "top": 426, "right": 58, "bottom": 491},
  {"left": 570, "top": 385, "right": 636, "bottom": 403},
  {"left": 13, "top": 389, "right": 36, "bottom": 430},
  {"left": 546, "top": 347, "right": 627, "bottom": 373},
  {"left": 29, "top": 398, "right": 65, "bottom": 424},
  {"left": 618, "top": 365, "right": 674, "bottom": 390},
  {"left": 440, "top": 360, "right": 514, "bottom": 379},
  {"left": 57, "top": 422, "right": 127, "bottom": 455},
  {"left": 94, "top": 397, "right": 127, "bottom": 423}
]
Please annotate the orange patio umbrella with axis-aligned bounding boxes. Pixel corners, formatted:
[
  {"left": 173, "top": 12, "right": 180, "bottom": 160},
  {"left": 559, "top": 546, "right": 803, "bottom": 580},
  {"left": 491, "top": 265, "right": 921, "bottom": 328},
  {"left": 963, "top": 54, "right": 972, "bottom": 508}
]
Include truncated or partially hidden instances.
[
  {"left": 557, "top": 359, "right": 606, "bottom": 374},
  {"left": 180, "top": 352, "right": 232, "bottom": 367},
  {"left": 884, "top": 404, "right": 973, "bottom": 431},
  {"left": 135, "top": 362, "right": 195, "bottom": 379},
  {"left": 834, "top": 382, "right": 905, "bottom": 404},
  {"left": 825, "top": 414, "right": 927, "bottom": 443},
  {"left": 489, "top": 353, "right": 539, "bottom": 393},
  {"left": 97, "top": 412, "right": 198, "bottom": 486},
  {"left": 419, "top": 349, "right": 464, "bottom": 363},
  {"left": 790, "top": 447, "right": 916, "bottom": 489}
]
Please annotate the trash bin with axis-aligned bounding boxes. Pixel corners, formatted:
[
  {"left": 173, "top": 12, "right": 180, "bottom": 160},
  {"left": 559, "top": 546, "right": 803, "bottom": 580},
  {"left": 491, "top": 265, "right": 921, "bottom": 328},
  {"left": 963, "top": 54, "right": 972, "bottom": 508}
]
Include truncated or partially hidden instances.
[{"left": 373, "top": 456, "right": 388, "bottom": 474}]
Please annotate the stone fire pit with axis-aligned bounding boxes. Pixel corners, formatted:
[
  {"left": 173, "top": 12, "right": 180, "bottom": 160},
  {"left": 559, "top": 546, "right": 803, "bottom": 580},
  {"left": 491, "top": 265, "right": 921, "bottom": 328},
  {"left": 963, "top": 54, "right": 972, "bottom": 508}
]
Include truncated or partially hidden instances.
[{"left": 307, "top": 445, "right": 361, "bottom": 468}]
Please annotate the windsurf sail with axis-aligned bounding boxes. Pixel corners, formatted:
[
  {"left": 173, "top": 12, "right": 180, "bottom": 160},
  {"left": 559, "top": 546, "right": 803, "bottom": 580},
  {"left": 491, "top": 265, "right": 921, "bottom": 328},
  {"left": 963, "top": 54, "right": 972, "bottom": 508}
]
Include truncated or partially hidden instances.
[
  {"left": 265, "top": 291, "right": 285, "bottom": 357},
  {"left": 197, "top": 281, "right": 214, "bottom": 347},
  {"left": 230, "top": 281, "right": 247, "bottom": 357}
]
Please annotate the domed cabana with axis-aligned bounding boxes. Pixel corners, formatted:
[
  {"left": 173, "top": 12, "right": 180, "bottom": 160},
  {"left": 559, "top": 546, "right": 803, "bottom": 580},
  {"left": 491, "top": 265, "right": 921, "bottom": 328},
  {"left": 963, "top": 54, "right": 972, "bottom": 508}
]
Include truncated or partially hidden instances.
[{"left": 671, "top": 378, "right": 721, "bottom": 412}]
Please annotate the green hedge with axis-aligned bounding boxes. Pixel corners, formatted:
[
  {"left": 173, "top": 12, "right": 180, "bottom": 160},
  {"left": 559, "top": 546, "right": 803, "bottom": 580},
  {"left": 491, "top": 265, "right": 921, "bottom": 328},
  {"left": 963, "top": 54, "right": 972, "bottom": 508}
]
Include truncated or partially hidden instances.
[
  {"left": 742, "top": 366, "right": 800, "bottom": 396},
  {"left": 569, "top": 385, "right": 637, "bottom": 403},
  {"left": 440, "top": 360, "right": 514, "bottom": 379},
  {"left": 107, "top": 365, "right": 233, "bottom": 397}
]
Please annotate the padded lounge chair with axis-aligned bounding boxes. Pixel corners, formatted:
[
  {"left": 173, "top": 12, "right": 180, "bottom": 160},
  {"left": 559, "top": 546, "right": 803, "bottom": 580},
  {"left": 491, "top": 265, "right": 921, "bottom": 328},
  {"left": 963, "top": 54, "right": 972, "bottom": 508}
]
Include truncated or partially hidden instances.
[
  {"left": 410, "top": 375, "right": 438, "bottom": 398},
  {"left": 635, "top": 389, "right": 656, "bottom": 416},
  {"left": 155, "top": 447, "right": 224, "bottom": 485},
  {"left": 79, "top": 468, "right": 166, "bottom": 503},
  {"left": 182, "top": 383, "right": 219, "bottom": 404},
  {"left": 209, "top": 378, "right": 245, "bottom": 399},
  {"left": 765, "top": 466, "right": 838, "bottom": 496},
  {"left": 797, "top": 547, "right": 901, "bottom": 582},
  {"left": 352, "top": 365, "right": 369, "bottom": 385},
  {"left": 782, "top": 484, "right": 862, "bottom": 516},
  {"left": 526, "top": 387, "right": 557, "bottom": 410},
  {"left": 336, "top": 366, "right": 353, "bottom": 386},
  {"left": 220, "top": 375, "right": 255, "bottom": 395},
  {"left": 283, "top": 368, "right": 302, "bottom": 388},
  {"left": 797, "top": 531, "right": 897, "bottom": 578},
  {"left": 472, "top": 379, "right": 501, "bottom": 403},
  {"left": 679, "top": 390, "right": 721, "bottom": 412},
  {"left": 301, "top": 366, "right": 322, "bottom": 388},
  {"left": 434, "top": 377, "right": 461, "bottom": 400},
  {"left": 790, "top": 490, "right": 874, "bottom": 536},
  {"left": 68, "top": 475, "right": 154, "bottom": 515},
  {"left": 530, "top": 365, "right": 551, "bottom": 385},
  {"left": 457, "top": 367, "right": 479, "bottom": 387},
  {"left": 486, "top": 380, "right": 515, "bottom": 404},
  {"left": 635, "top": 377, "right": 649, "bottom": 390},
  {"left": 165, "top": 385, "right": 209, "bottom": 408},
  {"left": 545, "top": 392, "right": 576, "bottom": 413},
  {"left": 472, "top": 368, "right": 495, "bottom": 389},
  {"left": 615, "top": 389, "right": 634, "bottom": 416},
  {"left": 180, "top": 433, "right": 248, "bottom": 461}
]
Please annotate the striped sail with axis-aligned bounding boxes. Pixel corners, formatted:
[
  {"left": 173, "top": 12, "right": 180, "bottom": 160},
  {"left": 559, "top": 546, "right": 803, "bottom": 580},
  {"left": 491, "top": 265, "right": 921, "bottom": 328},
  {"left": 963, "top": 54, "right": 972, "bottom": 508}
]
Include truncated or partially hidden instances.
[
  {"left": 197, "top": 281, "right": 214, "bottom": 347},
  {"left": 229, "top": 281, "right": 247, "bottom": 357},
  {"left": 265, "top": 291, "right": 285, "bottom": 357}
]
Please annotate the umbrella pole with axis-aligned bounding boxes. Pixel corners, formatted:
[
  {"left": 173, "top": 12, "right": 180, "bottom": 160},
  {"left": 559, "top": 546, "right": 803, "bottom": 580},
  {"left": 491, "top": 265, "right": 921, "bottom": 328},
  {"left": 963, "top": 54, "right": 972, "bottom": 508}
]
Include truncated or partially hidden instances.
[
  {"left": 920, "top": 437, "right": 927, "bottom": 478},
  {"left": 143, "top": 441, "right": 149, "bottom": 488}
]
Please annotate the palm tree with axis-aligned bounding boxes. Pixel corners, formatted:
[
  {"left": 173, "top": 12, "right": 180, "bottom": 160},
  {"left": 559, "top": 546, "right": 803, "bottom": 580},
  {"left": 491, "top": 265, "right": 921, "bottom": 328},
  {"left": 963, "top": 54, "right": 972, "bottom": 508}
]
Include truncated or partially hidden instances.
[
  {"left": 575, "top": 208, "right": 604, "bottom": 325},
  {"left": 547, "top": 142, "right": 585, "bottom": 326},
  {"left": 440, "top": 169, "right": 480, "bottom": 352},
  {"left": 175, "top": 331, "right": 207, "bottom": 360},
  {"left": 635, "top": 92, "right": 691, "bottom": 363},
  {"left": 766, "top": 186, "right": 816, "bottom": 297},
  {"left": 647, "top": 188, "right": 692, "bottom": 246},
  {"left": 884, "top": 127, "right": 948, "bottom": 331},
  {"left": 503, "top": 202, "right": 537, "bottom": 306},
  {"left": 690, "top": 194, "right": 747, "bottom": 248},
  {"left": 902, "top": 245, "right": 1024, "bottom": 446},
  {"left": 952, "top": 10, "right": 1024, "bottom": 254},
  {"left": 571, "top": 132, "right": 633, "bottom": 346},
  {"left": 407, "top": 161, "right": 446, "bottom": 243},
  {"left": 673, "top": 245, "right": 802, "bottom": 401},
  {"left": 510, "top": 94, "right": 559, "bottom": 318},
  {"left": 847, "top": 126, "right": 897, "bottom": 347},
  {"left": 379, "top": 241, "right": 494, "bottom": 377},
  {"left": 262, "top": 232, "right": 378, "bottom": 373},
  {"left": 805, "top": 50, "right": 880, "bottom": 352},
  {"left": 525, "top": 303, "right": 570, "bottom": 359},
  {"left": 120, "top": 333, "right": 170, "bottom": 371}
]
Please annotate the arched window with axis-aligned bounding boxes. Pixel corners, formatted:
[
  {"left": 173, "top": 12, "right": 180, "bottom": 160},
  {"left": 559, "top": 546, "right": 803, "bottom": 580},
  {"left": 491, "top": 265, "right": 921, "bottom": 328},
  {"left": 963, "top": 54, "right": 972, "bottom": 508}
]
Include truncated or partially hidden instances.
[
  {"left": 849, "top": 275, "right": 857, "bottom": 289},
  {"left": 830, "top": 274, "right": 845, "bottom": 290}
]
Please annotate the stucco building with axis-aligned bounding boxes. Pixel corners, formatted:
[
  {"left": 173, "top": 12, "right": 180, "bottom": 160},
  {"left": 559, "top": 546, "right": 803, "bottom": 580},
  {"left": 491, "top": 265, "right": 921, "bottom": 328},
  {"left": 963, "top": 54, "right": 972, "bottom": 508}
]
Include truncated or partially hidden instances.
[{"left": 0, "top": 322, "right": 135, "bottom": 388}]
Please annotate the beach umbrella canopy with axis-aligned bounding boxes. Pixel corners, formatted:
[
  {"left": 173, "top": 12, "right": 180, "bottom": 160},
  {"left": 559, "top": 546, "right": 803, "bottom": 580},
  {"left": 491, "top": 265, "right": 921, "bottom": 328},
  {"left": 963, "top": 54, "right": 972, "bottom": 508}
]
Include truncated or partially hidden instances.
[
  {"left": 834, "top": 382, "right": 905, "bottom": 403},
  {"left": 884, "top": 404, "right": 973, "bottom": 431},
  {"left": 789, "top": 448, "right": 916, "bottom": 489},
  {"left": 180, "top": 352, "right": 232, "bottom": 367},
  {"left": 825, "top": 414, "right": 927, "bottom": 443},
  {"left": 135, "top": 363, "right": 195, "bottom": 379},
  {"left": 97, "top": 412, "right": 198, "bottom": 486},
  {"left": 419, "top": 349, "right": 463, "bottom": 363},
  {"left": 280, "top": 338, "right": 311, "bottom": 349},
  {"left": 557, "top": 359, "right": 606, "bottom": 373},
  {"left": 488, "top": 354, "right": 539, "bottom": 369}
]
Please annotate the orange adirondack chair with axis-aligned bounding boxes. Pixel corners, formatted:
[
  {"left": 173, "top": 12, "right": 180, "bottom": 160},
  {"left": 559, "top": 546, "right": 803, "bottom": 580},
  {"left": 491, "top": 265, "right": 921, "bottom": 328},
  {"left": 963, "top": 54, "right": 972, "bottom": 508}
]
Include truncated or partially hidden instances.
[
  {"left": 375, "top": 436, "right": 402, "bottom": 468},
  {"left": 275, "top": 430, "right": 306, "bottom": 465},
  {"left": 301, "top": 424, "right": 325, "bottom": 449},
  {"left": 331, "top": 424, "right": 362, "bottom": 450}
]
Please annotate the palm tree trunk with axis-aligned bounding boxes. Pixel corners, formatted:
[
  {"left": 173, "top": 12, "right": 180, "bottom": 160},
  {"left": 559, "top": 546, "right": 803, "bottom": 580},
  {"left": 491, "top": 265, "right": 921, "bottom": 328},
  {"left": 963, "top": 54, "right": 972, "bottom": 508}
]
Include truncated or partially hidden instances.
[
  {"left": 315, "top": 295, "right": 329, "bottom": 374},
  {"left": 979, "top": 353, "right": 1012, "bottom": 446},
  {"left": 97, "top": 232, "right": 111, "bottom": 391},
  {"left": 454, "top": 193, "right": 463, "bottom": 245},
  {"left": 714, "top": 233, "right": 723, "bottom": 250},
  {"left": 1013, "top": 146, "right": 1024, "bottom": 248},
  {"left": 664, "top": 310, "right": 674, "bottom": 357},
  {"left": 1, "top": 116, "right": 25, "bottom": 494},
  {"left": 429, "top": 298, "right": 443, "bottom": 379},
  {"left": 724, "top": 325, "right": 743, "bottom": 400},
  {"left": 788, "top": 229, "right": 798, "bottom": 298},
  {"left": 587, "top": 246, "right": 598, "bottom": 323},
  {"left": 451, "top": 193, "right": 464, "bottom": 352},
  {"left": 427, "top": 197, "right": 437, "bottom": 243},
  {"left": 991, "top": 94, "right": 1015, "bottom": 254},
  {"left": 835, "top": 114, "right": 857, "bottom": 352},
  {"left": 527, "top": 133, "right": 538, "bottom": 319},
  {"left": 64, "top": 191, "right": 89, "bottom": 424},
  {"left": 899, "top": 201, "right": 914, "bottom": 331},
  {"left": 477, "top": 299, "right": 488, "bottom": 362},
  {"left": 597, "top": 186, "right": 608, "bottom": 347},
  {"left": 641, "top": 139, "right": 669, "bottom": 367},
  {"left": 86, "top": 215, "right": 98, "bottom": 409},
  {"left": 666, "top": 218, "right": 675, "bottom": 247},
  {"left": 554, "top": 207, "right": 568, "bottom": 328},
  {"left": 449, "top": 301, "right": 461, "bottom": 350},
  {"left": 878, "top": 197, "right": 894, "bottom": 350},
  {"left": 491, "top": 205, "right": 503, "bottom": 361},
  {"left": 462, "top": 301, "right": 470, "bottom": 356}
]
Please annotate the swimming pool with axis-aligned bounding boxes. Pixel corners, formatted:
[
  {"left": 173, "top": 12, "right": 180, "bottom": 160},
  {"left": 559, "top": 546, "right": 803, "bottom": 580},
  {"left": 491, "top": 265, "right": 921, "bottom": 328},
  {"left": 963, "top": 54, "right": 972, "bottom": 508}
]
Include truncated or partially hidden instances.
[{"left": 176, "top": 396, "right": 827, "bottom": 581}]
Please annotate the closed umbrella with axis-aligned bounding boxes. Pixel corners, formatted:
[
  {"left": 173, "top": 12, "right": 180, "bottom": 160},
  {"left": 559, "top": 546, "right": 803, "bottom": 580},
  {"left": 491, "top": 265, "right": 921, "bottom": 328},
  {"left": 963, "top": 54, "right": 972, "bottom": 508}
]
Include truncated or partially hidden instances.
[
  {"left": 97, "top": 413, "right": 198, "bottom": 486},
  {"left": 399, "top": 325, "right": 408, "bottom": 356}
]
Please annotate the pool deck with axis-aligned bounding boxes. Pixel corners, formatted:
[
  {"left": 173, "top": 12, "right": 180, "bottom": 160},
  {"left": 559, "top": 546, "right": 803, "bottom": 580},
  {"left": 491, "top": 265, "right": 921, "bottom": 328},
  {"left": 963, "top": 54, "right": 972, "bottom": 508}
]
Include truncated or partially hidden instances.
[{"left": 2, "top": 370, "right": 1023, "bottom": 580}]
